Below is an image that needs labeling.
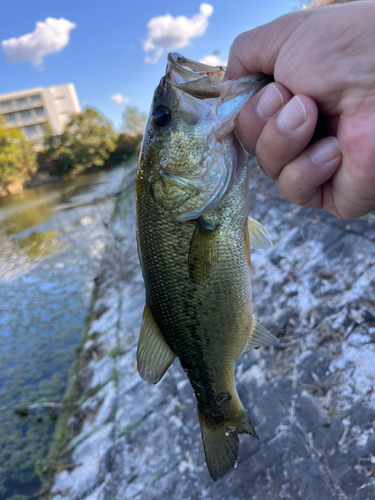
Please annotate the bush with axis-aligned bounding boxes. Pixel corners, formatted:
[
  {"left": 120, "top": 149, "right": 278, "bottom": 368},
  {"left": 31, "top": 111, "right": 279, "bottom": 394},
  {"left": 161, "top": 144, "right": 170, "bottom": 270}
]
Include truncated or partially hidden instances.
[
  {"left": 43, "top": 108, "right": 117, "bottom": 176},
  {"left": 0, "top": 119, "right": 37, "bottom": 185},
  {"left": 121, "top": 106, "right": 147, "bottom": 136},
  {"left": 108, "top": 133, "right": 143, "bottom": 164}
]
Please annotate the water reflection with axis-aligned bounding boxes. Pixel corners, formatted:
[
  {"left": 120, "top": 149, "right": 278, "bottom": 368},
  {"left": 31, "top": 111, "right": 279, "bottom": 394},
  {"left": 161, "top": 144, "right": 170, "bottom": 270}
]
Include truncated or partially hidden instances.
[
  {"left": 3, "top": 202, "right": 53, "bottom": 236},
  {"left": 0, "top": 164, "right": 129, "bottom": 499},
  {"left": 15, "top": 230, "right": 57, "bottom": 258}
]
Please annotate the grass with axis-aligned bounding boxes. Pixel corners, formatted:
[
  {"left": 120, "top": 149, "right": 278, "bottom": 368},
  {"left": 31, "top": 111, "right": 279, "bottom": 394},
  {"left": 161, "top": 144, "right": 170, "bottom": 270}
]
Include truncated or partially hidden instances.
[{"left": 119, "top": 420, "right": 142, "bottom": 438}]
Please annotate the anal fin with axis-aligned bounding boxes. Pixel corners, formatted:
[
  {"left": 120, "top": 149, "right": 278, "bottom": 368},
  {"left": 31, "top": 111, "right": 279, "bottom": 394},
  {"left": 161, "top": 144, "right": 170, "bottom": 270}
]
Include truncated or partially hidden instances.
[
  {"left": 137, "top": 304, "right": 176, "bottom": 384},
  {"left": 243, "top": 316, "right": 279, "bottom": 351}
]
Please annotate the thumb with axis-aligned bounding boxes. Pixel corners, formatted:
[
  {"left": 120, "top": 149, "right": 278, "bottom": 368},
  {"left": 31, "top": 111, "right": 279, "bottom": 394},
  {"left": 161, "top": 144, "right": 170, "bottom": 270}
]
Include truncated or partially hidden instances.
[{"left": 226, "top": 12, "right": 308, "bottom": 79}]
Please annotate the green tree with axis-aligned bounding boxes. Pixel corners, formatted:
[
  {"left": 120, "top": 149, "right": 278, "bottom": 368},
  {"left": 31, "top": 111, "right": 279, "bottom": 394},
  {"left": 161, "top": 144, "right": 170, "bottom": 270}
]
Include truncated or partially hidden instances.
[
  {"left": 0, "top": 118, "right": 37, "bottom": 185},
  {"left": 108, "top": 133, "right": 143, "bottom": 164},
  {"left": 43, "top": 108, "right": 117, "bottom": 175},
  {"left": 121, "top": 106, "right": 147, "bottom": 136}
]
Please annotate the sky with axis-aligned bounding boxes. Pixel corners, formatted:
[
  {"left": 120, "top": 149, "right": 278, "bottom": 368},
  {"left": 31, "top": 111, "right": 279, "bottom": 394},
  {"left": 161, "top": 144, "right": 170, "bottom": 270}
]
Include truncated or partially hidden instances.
[{"left": 0, "top": 0, "right": 301, "bottom": 131}]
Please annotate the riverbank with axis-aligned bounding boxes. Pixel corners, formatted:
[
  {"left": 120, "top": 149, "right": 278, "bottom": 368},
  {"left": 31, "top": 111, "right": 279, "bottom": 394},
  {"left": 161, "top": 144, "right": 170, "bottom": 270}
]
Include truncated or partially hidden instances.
[
  {"left": 0, "top": 163, "right": 135, "bottom": 500},
  {"left": 42, "top": 164, "right": 375, "bottom": 500},
  {"left": 0, "top": 161, "right": 133, "bottom": 198},
  {"left": 0, "top": 171, "right": 70, "bottom": 197}
]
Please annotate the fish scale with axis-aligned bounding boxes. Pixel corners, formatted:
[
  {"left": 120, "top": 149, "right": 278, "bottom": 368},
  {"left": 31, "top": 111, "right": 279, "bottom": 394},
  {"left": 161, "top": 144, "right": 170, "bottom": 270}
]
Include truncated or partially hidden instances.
[{"left": 137, "top": 155, "right": 250, "bottom": 413}]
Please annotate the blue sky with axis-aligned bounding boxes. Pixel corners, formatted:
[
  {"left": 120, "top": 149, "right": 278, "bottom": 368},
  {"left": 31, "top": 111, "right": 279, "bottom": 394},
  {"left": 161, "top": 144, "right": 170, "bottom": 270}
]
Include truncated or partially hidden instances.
[{"left": 0, "top": 0, "right": 300, "bottom": 130}]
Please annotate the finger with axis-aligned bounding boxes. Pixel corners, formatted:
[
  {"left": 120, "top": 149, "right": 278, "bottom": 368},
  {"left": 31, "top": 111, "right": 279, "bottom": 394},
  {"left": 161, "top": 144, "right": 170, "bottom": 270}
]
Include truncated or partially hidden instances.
[
  {"left": 276, "top": 137, "right": 342, "bottom": 208},
  {"left": 226, "top": 12, "right": 307, "bottom": 79},
  {"left": 255, "top": 95, "right": 319, "bottom": 180},
  {"left": 236, "top": 83, "right": 293, "bottom": 155}
]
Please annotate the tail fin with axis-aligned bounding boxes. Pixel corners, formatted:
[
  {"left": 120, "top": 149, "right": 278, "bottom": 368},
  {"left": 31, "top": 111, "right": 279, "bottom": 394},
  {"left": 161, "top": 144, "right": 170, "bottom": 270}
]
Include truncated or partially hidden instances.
[{"left": 198, "top": 408, "right": 258, "bottom": 481}]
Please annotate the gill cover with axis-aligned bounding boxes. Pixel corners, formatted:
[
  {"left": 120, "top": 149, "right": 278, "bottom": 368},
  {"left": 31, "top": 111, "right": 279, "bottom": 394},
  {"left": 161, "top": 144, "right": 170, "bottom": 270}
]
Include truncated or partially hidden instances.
[{"left": 148, "top": 53, "right": 272, "bottom": 221}]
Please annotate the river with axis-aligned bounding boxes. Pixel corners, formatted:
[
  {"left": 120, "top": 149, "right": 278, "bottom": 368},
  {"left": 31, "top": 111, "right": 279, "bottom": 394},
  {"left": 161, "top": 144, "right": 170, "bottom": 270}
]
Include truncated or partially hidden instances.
[{"left": 0, "top": 164, "right": 129, "bottom": 500}]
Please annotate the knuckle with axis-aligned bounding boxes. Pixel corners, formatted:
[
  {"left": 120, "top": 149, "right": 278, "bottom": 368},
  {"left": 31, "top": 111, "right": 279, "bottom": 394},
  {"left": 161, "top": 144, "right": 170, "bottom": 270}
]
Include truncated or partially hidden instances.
[
  {"left": 229, "top": 32, "right": 247, "bottom": 58},
  {"left": 232, "top": 30, "right": 252, "bottom": 49},
  {"left": 229, "top": 28, "right": 260, "bottom": 63}
]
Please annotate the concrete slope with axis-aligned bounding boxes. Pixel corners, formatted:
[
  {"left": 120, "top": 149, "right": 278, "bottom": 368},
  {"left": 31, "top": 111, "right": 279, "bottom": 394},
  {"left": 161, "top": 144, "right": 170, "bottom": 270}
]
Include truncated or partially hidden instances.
[{"left": 46, "top": 164, "right": 375, "bottom": 500}]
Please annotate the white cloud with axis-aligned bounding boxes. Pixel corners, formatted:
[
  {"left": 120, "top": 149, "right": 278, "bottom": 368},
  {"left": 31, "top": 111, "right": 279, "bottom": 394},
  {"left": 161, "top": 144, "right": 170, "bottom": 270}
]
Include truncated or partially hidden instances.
[
  {"left": 1, "top": 17, "right": 76, "bottom": 67},
  {"left": 142, "top": 3, "right": 214, "bottom": 64},
  {"left": 200, "top": 54, "right": 227, "bottom": 67},
  {"left": 110, "top": 94, "right": 130, "bottom": 105}
]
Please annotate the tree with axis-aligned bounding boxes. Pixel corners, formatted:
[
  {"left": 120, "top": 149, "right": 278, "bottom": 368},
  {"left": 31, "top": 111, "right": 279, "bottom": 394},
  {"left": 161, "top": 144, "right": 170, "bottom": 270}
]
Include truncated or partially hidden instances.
[
  {"left": 108, "top": 133, "right": 143, "bottom": 164},
  {"left": 43, "top": 108, "right": 117, "bottom": 175},
  {"left": 0, "top": 118, "right": 37, "bottom": 185},
  {"left": 121, "top": 106, "right": 147, "bottom": 136}
]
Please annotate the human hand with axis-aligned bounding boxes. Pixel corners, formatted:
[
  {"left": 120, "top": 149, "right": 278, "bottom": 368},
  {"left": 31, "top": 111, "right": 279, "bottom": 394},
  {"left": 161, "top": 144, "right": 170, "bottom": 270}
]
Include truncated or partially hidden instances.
[{"left": 226, "top": 1, "right": 375, "bottom": 219}]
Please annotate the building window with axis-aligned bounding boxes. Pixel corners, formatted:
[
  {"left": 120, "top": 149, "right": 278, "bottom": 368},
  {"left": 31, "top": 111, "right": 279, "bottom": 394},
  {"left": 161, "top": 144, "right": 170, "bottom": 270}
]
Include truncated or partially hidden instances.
[
  {"left": 24, "top": 125, "right": 37, "bottom": 137},
  {"left": 30, "top": 95, "right": 41, "bottom": 103},
  {"left": 1, "top": 100, "right": 11, "bottom": 109},
  {"left": 34, "top": 107, "right": 45, "bottom": 116},
  {"left": 16, "top": 97, "right": 27, "bottom": 106},
  {"left": 54, "top": 95, "right": 66, "bottom": 100},
  {"left": 5, "top": 112, "right": 17, "bottom": 123},
  {"left": 20, "top": 109, "right": 32, "bottom": 120}
]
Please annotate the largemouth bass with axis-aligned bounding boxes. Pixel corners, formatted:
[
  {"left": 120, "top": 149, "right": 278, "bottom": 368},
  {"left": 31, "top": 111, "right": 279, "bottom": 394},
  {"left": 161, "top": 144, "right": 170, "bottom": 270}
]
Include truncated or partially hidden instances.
[{"left": 135, "top": 53, "right": 278, "bottom": 480}]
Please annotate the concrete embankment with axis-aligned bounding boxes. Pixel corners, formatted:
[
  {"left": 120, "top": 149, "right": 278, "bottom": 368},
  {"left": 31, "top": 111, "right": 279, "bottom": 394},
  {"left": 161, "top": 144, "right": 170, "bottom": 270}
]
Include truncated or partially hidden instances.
[{"left": 42, "top": 164, "right": 375, "bottom": 500}]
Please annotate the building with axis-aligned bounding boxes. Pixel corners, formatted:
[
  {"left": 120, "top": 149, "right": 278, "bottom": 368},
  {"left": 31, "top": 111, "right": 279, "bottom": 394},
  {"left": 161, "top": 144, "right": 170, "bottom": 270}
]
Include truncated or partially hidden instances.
[{"left": 0, "top": 83, "right": 80, "bottom": 150}]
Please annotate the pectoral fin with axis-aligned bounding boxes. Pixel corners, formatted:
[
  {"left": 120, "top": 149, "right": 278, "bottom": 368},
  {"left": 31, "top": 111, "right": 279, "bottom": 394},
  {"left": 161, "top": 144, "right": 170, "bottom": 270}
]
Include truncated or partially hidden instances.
[
  {"left": 243, "top": 316, "right": 279, "bottom": 351},
  {"left": 188, "top": 218, "right": 219, "bottom": 283},
  {"left": 137, "top": 304, "right": 176, "bottom": 384},
  {"left": 247, "top": 217, "right": 272, "bottom": 250}
]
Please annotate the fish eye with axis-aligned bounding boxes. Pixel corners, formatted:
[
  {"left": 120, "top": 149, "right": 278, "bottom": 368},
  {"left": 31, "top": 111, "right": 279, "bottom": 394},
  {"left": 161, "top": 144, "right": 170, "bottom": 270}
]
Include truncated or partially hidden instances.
[{"left": 152, "top": 105, "right": 172, "bottom": 128}]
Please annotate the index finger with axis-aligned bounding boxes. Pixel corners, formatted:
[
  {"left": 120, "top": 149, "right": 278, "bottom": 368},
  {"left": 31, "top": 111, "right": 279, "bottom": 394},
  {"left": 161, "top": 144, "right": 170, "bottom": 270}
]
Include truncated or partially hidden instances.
[{"left": 226, "top": 11, "right": 308, "bottom": 79}]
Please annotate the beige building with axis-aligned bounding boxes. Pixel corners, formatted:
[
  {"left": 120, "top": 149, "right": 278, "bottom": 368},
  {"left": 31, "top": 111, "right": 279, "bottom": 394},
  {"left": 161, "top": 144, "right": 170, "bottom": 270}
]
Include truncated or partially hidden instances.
[{"left": 0, "top": 83, "right": 80, "bottom": 150}]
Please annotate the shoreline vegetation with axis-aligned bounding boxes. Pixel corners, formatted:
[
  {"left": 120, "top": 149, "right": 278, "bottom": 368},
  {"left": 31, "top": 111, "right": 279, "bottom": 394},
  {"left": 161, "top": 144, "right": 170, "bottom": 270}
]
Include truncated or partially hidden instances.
[{"left": 0, "top": 106, "right": 145, "bottom": 197}]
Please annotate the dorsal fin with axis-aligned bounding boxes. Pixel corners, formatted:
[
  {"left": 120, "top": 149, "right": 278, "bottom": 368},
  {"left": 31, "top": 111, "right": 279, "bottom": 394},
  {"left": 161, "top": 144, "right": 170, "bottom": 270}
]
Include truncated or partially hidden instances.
[
  {"left": 247, "top": 217, "right": 272, "bottom": 250},
  {"left": 243, "top": 316, "right": 279, "bottom": 352},
  {"left": 244, "top": 221, "right": 251, "bottom": 272}
]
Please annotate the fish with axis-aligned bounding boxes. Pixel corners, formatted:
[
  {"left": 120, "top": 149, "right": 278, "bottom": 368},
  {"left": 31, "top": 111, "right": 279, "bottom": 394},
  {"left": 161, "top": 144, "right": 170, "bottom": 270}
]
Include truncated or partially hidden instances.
[{"left": 135, "top": 52, "right": 278, "bottom": 480}]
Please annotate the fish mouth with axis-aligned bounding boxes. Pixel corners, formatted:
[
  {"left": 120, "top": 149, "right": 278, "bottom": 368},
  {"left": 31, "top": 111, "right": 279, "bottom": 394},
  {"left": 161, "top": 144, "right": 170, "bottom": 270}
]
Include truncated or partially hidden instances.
[
  {"left": 166, "top": 52, "right": 273, "bottom": 101},
  {"left": 166, "top": 52, "right": 226, "bottom": 99},
  {"left": 167, "top": 53, "right": 226, "bottom": 85}
]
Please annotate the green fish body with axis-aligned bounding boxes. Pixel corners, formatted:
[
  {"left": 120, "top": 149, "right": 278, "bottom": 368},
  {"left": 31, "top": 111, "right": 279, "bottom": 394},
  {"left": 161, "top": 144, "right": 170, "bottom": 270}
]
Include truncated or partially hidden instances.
[{"left": 136, "top": 53, "right": 278, "bottom": 480}]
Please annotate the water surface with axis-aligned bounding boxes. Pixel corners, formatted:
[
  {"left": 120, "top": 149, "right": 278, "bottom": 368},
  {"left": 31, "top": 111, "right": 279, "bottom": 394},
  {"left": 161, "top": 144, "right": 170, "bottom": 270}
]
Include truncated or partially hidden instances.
[{"left": 0, "top": 165, "right": 127, "bottom": 499}]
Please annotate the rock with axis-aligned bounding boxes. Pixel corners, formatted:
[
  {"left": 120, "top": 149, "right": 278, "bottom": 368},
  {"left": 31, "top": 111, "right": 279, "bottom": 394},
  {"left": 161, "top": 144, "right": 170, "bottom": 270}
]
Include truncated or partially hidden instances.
[
  {"left": 51, "top": 424, "right": 114, "bottom": 499},
  {"left": 89, "top": 355, "right": 115, "bottom": 389}
]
